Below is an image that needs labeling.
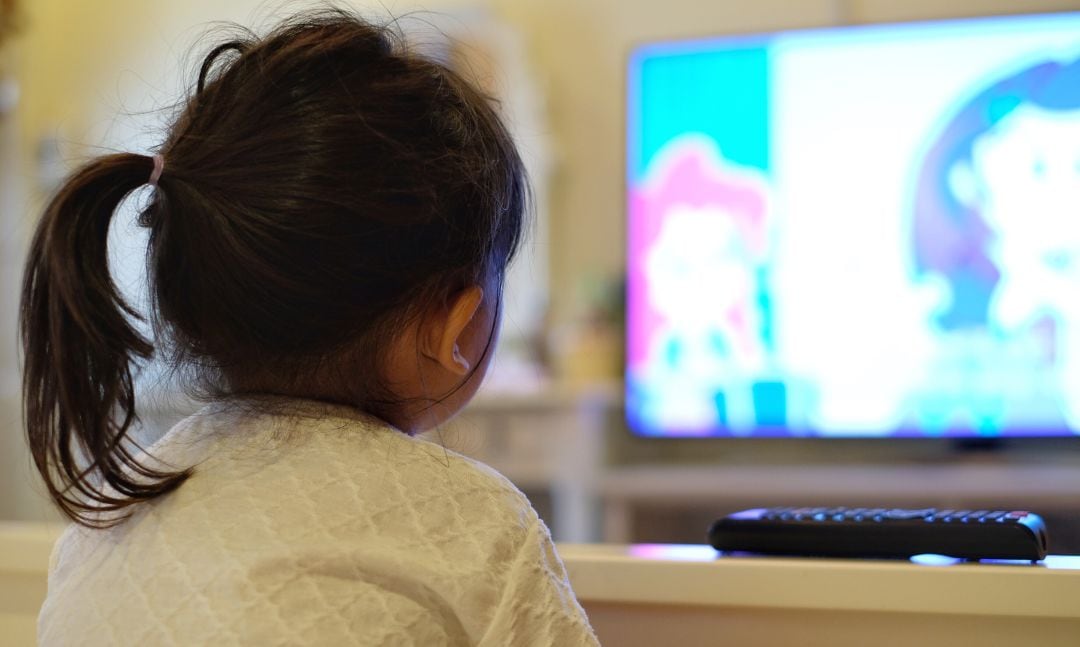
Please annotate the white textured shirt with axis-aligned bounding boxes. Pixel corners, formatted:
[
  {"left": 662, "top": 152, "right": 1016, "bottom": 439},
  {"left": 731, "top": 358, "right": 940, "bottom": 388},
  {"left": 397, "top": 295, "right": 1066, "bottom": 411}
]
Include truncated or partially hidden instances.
[{"left": 38, "top": 400, "right": 599, "bottom": 646}]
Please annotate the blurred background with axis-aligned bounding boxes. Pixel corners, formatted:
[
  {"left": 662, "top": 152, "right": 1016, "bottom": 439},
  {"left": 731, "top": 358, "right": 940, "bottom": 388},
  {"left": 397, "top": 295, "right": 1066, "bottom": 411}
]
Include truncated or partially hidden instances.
[{"left": 2, "top": 0, "right": 1080, "bottom": 548}]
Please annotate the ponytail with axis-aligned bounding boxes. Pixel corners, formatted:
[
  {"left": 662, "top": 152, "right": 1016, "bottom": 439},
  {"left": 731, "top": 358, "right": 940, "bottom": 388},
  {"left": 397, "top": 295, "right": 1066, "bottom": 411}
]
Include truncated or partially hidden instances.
[{"left": 21, "top": 153, "right": 189, "bottom": 527}]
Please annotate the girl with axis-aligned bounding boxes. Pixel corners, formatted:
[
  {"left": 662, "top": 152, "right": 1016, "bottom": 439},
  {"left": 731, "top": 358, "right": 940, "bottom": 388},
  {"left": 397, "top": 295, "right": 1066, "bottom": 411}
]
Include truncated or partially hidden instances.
[{"left": 23, "top": 10, "right": 599, "bottom": 646}]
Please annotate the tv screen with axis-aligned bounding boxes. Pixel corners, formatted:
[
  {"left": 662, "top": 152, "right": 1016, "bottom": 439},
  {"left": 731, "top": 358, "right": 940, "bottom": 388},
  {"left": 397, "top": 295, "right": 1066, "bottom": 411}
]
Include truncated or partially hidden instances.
[{"left": 625, "top": 12, "right": 1080, "bottom": 438}]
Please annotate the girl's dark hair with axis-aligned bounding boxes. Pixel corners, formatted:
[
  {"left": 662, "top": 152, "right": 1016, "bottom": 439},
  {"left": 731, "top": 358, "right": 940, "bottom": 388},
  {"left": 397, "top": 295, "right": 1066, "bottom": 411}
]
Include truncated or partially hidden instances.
[{"left": 21, "top": 10, "right": 528, "bottom": 527}]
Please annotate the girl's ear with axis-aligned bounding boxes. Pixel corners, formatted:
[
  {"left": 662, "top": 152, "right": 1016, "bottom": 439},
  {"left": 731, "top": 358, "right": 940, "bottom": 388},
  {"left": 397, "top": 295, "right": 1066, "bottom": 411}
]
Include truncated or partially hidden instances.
[{"left": 421, "top": 286, "right": 484, "bottom": 376}]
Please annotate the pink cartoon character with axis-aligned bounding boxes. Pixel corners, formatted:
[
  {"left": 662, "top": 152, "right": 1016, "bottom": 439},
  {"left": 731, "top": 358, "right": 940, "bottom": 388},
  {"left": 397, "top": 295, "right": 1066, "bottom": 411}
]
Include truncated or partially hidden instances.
[{"left": 628, "top": 134, "right": 773, "bottom": 434}]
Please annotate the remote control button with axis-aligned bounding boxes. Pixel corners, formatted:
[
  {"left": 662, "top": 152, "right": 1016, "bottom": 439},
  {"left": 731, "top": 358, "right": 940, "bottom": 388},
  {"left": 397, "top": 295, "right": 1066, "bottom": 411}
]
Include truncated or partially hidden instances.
[
  {"left": 1007, "top": 511, "right": 1029, "bottom": 519},
  {"left": 983, "top": 511, "right": 1005, "bottom": 520},
  {"left": 885, "top": 508, "right": 934, "bottom": 520}
]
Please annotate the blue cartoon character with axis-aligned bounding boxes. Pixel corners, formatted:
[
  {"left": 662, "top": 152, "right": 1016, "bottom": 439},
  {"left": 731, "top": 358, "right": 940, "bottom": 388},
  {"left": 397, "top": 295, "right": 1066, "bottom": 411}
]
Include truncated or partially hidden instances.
[{"left": 912, "top": 57, "right": 1080, "bottom": 433}]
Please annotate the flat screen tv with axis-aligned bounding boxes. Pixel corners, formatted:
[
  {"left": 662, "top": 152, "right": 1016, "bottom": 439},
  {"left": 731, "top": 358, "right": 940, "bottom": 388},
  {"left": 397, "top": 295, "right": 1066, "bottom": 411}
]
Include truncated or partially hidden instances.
[{"left": 625, "top": 12, "right": 1080, "bottom": 438}]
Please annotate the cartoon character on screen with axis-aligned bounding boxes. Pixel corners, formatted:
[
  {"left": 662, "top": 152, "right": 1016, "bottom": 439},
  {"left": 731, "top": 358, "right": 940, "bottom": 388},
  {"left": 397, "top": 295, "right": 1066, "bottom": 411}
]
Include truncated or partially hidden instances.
[
  {"left": 912, "top": 56, "right": 1080, "bottom": 432},
  {"left": 631, "top": 135, "right": 773, "bottom": 433}
]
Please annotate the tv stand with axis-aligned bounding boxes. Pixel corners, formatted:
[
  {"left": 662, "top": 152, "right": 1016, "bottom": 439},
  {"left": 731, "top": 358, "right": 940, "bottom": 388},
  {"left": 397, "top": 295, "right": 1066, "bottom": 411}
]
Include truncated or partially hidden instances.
[
  {"left": 598, "top": 462, "right": 1080, "bottom": 543},
  {"left": 950, "top": 436, "right": 1006, "bottom": 452}
]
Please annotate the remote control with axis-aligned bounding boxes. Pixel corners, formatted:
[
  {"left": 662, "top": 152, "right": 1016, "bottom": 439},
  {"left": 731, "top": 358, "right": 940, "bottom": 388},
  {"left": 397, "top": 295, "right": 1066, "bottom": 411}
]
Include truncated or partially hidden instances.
[{"left": 707, "top": 507, "right": 1048, "bottom": 560}]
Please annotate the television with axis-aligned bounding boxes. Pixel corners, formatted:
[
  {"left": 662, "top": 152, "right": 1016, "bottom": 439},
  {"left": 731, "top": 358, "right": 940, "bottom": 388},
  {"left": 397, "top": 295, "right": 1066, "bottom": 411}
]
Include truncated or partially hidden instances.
[{"left": 625, "top": 12, "right": 1080, "bottom": 438}]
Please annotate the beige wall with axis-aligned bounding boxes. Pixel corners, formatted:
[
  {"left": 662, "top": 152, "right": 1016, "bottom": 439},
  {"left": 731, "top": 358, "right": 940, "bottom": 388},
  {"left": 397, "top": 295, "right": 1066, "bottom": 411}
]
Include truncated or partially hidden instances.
[
  {"left": 17, "top": 0, "right": 1080, "bottom": 321},
  {"left": 4, "top": 0, "right": 1080, "bottom": 520}
]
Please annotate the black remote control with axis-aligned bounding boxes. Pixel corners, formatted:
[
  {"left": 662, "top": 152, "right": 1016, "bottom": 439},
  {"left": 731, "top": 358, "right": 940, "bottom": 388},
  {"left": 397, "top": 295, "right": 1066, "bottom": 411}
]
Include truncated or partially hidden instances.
[{"left": 708, "top": 507, "right": 1048, "bottom": 560}]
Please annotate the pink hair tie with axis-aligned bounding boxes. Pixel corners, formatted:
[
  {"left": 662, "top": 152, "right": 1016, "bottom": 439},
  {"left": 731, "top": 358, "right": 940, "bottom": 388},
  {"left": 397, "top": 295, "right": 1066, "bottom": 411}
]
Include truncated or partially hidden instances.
[{"left": 148, "top": 154, "right": 165, "bottom": 186}]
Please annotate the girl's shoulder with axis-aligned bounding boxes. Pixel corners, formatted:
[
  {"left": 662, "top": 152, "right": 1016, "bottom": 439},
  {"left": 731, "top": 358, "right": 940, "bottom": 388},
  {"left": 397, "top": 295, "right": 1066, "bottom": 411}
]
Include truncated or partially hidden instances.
[{"left": 145, "top": 398, "right": 538, "bottom": 537}]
